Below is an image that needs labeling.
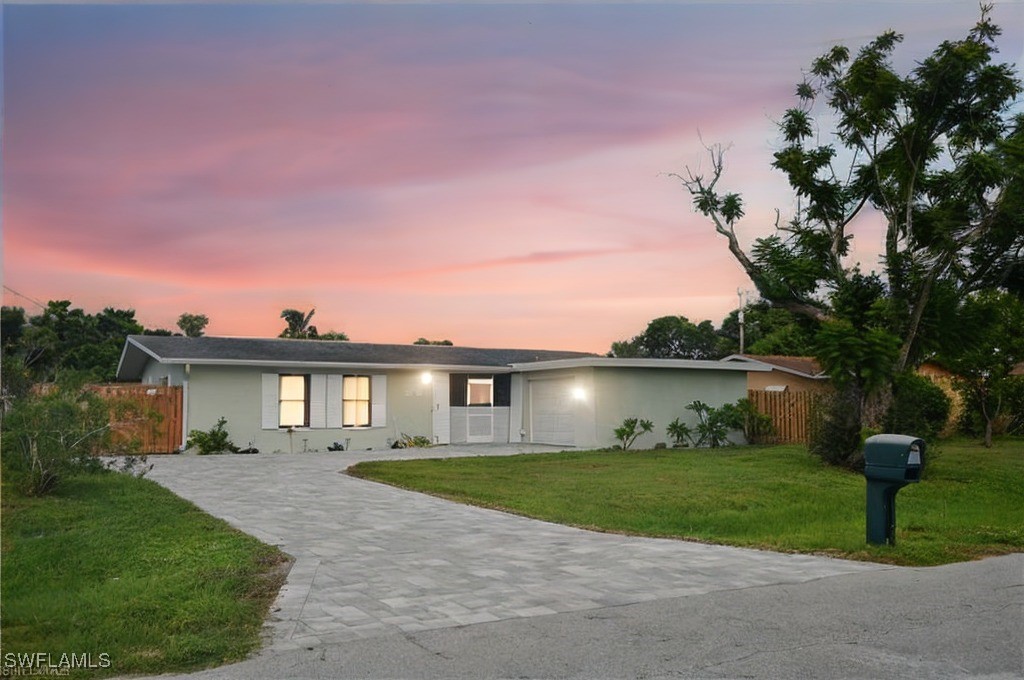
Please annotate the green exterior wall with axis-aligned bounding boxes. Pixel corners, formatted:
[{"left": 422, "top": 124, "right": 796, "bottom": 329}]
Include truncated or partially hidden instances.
[
  {"left": 184, "top": 365, "right": 433, "bottom": 453},
  {"left": 592, "top": 367, "right": 749, "bottom": 449}
]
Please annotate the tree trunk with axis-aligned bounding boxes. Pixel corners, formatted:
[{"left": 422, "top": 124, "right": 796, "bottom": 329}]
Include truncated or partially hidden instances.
[{"left": 984, "top": 418, "right": 993, "bottom": 448}]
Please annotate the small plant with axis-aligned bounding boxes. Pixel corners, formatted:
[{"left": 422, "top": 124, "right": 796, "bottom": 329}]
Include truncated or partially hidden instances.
[
  {"left": 614, "top": 417, "right": 654, "bottom": 450},
  {"left": 685, "top": 400, "right": 745, "bottom": 448},
  {"left": 392, "top": 433, "right": 433, "bottom": 449},
  {"left": 185, "top": 417, "right": 239, "bottom": 455},
  {"left": 666, "top": 418, "right": 693, "bottom": 447}
]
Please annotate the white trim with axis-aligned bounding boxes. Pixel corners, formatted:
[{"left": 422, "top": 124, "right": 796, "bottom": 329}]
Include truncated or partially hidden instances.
[
  {"left": 510, "top": 358, "right": 770, "bottom": 373},
  {"left": 720, "top": 354, "right": 827, "bottom": 379}
]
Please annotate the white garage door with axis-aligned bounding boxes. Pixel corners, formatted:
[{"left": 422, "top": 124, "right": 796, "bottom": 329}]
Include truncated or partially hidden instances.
[{"left": 529, "top": 378, "right": 575, "bottom": 446}]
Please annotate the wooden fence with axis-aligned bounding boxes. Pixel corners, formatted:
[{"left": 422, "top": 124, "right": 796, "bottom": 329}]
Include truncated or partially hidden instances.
[
  {"left": 747, "top": 389, "right": 820, "bottom": 445},
  {"left": 91, "top": 384, "right": 183, "bottom": 454}
]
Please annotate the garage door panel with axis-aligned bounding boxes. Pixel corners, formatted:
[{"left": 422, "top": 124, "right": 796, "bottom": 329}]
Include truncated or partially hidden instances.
[{"left": 530, "top": 378, "right": 575, "bottom": 446}]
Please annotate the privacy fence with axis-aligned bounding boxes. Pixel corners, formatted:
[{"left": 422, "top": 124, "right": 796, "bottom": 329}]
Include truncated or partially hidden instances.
[
  {"left": 747, "top": 389, "right": 822, "bottom": 445},
  {"left": 92, "top": 384, "right": 183, "bottom": 454}
]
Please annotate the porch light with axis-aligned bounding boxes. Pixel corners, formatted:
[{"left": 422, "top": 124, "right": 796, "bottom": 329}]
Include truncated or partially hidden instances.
[
  {"left": 420, "top": 371, "right": 433, "bottom": 385},
  {"left": 571, "top": 386, "right": 586, "bottom": 401}
]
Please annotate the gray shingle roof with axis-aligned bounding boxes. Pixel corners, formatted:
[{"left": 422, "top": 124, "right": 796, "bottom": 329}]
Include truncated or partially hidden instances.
[{"left": 117, "top": 335, "right": 597, "bottom": 380}]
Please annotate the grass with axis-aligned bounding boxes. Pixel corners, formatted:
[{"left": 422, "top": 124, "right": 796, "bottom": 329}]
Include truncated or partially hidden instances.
[
  {"left": 1, "top": 470, "right": 290, "bottom": 678},
  {"left": 349, "top": 437, "right": 1024, "bottom": 567}
]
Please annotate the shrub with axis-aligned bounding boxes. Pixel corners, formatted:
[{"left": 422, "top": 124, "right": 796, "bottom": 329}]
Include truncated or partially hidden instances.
[
  {"left": 185, "top": 417, "right": 239, "bottom": 455},
  {"left": 614, "top": 417, "right": 654, "bottom": 450},
  {"left": 808, "top": 385, "right": 864, "bottom": 470},
  {"left": 685, "top": 400, "right": 745, "bottom": 448},
  {"left": 392, "top": 433, "right": 433, "bottom": 449},
  {"left": 666, "top": 418, "right": 693, "bottom": 447},
  {"left": 1, "top": 377, "right": 131, "bottom": 495},
  {"left": 885, "top": 372, "right": 951, "bottom": 441}
]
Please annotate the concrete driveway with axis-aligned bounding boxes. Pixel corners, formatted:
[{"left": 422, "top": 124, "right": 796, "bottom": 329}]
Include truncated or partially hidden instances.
[{"left": 141, "top": 446, "right": 1023, "bottom": 679}]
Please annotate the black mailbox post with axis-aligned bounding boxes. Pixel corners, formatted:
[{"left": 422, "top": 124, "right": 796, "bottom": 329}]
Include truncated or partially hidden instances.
[{"left": 863, "top": 434, "right": 924, "bottom": 545}]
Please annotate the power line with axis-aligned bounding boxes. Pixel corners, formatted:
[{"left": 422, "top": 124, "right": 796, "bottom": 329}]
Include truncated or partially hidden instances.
[{"left": 2, "top": 285, "right": 47, "bottom": 310}]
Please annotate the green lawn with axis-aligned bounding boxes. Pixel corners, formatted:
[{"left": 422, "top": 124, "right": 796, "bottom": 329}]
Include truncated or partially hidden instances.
[
  {"left": 1, "top": 471, "right": 290, "bottom": 678},
  {"left": 349, "top": 438, "right": 1024, "bottom": 566}
]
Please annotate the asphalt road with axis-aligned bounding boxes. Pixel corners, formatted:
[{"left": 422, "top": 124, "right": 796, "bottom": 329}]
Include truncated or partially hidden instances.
[{"left": 148, "top": 551, "right": 1023, "bottom": 679}]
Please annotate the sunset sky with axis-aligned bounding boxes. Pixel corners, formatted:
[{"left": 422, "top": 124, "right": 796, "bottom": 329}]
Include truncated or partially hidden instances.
[{"left": 4, "top": 1, "right": 1023, "bottom": 353}]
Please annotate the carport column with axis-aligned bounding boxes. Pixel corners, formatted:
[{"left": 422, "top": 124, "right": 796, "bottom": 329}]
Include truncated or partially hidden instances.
[
  {"left": 180, "top": 363, "right": 190, "bottom": 452},
  {"left": 509, "top": 373, "right": 524, "bottom": 442}
]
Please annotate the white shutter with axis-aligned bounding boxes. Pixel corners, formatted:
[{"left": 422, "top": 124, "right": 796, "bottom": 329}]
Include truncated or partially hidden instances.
[
  {"left": 309, "top": 374, "right": 327, "bottom": 428},
  {"left": 261, "top": 373, "right": 279, "bottom": 429},
  {"left": 371, "top": 374, "right": 387, "bottom": 427},
  {"left": 326, "top": 375, "right": 343, "bottom": 428}
]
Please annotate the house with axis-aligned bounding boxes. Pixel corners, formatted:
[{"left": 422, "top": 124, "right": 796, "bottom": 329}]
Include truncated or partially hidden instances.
[
  {"left": 721, "top": 354, "right": 830, "bottom": 392},
  {"left": 116, "top": 335, "right": 765, "bottom": 452}
]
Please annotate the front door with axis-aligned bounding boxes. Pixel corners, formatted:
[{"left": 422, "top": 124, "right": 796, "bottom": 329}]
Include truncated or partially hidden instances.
[{"left": 466, "top": 377, "right": 494, "bottom": 443}]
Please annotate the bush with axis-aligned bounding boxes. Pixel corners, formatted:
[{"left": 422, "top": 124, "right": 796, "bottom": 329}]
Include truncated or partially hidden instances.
[
  {"left": 685, "top": 400, "right": 745, "bottom": 448},
  {"left": 808, "top": 386, "right": 864, "bottom": 470},
  {"left": 392, "top": 433, "right": 432, "bottom": 449},
  {"left": 614, "top": 417, "right": 654, "bottom": 450},
  {"left": 185, "top": 417, "right": 239, "bottom": 455},
  {"left": 666, "top": 418, "right": 693, "bottom": 447},
  {"left": 1, "top": 377, "right": 131, "bottom": 495},
  {"left": 885, "top": 372, "right": 951, "bottom": 441},
  {"left": 956, "top": 375, "right": 1024, "bottom": 438}
]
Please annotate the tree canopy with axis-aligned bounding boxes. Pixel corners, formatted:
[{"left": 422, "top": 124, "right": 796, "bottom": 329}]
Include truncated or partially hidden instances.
[
  {"left": 611, "top": 315, "right": 730, "bottom": 360},
  {"left": 176, "top": 312, "right": 209, "bottom": 338},
  {"left": 678, "top": 7, "right": 1022, "bottom": 462},
  {"left": 2, "top": 301, "right": 144, "bottom": 384}
]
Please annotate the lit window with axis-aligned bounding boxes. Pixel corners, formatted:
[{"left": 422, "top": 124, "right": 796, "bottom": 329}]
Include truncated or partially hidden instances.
[
  {"left": 343, "top": 375, "right": 371, "bottom": 427},
  {"left": 467, "top": 378, "right": 493, "bottom": 407},
  {"left": 279, "top": 375, "right": 309, "bottom": 427}
]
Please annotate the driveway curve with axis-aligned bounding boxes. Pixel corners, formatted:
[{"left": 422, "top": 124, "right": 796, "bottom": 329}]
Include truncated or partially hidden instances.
[{"left": 144, "top": 445, "right": 884, "bottom": 651}]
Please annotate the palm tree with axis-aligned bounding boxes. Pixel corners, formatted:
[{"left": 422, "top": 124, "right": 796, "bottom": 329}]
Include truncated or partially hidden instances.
[{"left": 279, "top": 308, "right": 318, "bottom": 339}]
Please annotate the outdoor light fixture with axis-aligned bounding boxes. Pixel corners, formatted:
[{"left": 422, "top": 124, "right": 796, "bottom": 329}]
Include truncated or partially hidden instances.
[
  {"left": 571, "top": 387, "right": 586, "bottom": 401},
  {"left": 420, "top": 371, "right": 433, "bottom": 385}
]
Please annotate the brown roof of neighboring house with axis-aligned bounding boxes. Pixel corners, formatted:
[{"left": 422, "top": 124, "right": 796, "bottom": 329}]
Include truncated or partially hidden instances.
[
  {"left": 1011, "top": 362, "right": 1024, "bottom": 376},
  {"left": 728, "top": 354, "right": 825, "bottom": 379}
]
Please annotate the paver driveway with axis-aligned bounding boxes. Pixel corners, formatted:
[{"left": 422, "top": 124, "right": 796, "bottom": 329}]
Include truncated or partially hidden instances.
[{"left": 144, "top": 446, "right": 885, "bottom": 651}]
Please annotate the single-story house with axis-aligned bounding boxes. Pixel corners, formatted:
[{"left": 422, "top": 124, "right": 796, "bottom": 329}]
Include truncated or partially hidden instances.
[
  {"left": 116, "top": 335, "right": 767, "bottom": 452},
  {"left": 721, "top": 354, "right": 830, "bottom": 392}
]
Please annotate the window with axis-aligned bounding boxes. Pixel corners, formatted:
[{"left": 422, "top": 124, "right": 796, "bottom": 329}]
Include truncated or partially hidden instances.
[
  {"left": 343, "top": 375, "right": 371, "bottom": 427},
  {"left": 279, "top": 375, "right": 309, "bottom": 427},
  {"left": 467, "top": 378, "right": 493, "bottom": 407}
]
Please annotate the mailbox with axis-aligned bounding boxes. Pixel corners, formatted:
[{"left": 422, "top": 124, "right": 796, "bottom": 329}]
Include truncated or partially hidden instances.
[
  {"left": 864, "top": 434, "right": 924, "bottom": 482},
  {"left": 863, "top": 434, "right": 924, "bottom": 545}
]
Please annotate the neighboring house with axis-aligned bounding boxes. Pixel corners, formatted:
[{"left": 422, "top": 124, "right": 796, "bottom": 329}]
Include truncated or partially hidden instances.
[
  {"left": 721, "top": 354, "right": 830, "bottom": 392},
  {"left": 116, "top": 335, "right": 765, "bottom": 452}
]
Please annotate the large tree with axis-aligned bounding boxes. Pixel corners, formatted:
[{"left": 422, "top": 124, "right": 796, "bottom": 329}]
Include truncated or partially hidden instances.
[
  {"left": 611, "top": 315, "right": 730, "bottom": 360},
  {"left": 942, "top": 289, "right": 1024, "bottom": 447},
  {"left": 679, "top": 7, "right": 1022, "bottom": 459},
  {"left": 1, "top": 301, "right": 146, "bottom": 383}
]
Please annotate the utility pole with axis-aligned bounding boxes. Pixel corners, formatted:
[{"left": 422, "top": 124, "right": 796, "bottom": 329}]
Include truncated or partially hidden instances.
[{"left": 737, "top": 289, "right": 746, "bottom": 354}]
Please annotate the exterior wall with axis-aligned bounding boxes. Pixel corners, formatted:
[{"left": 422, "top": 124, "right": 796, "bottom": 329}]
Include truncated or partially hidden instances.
[
  {"left": 141, "top": 362, "right": 186, "bottom": 386},
  {"left": 747, "top": 369, "right": 828, "bottom": 393},
  {"left": 592, "top": 367, "right": 749, "bottom": 449},
  {"left": 449, "top": 407, "right": 511, "bottom": 444},
  {"left": 184, "top": 365, "right": 433, "bottom": 452}
]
